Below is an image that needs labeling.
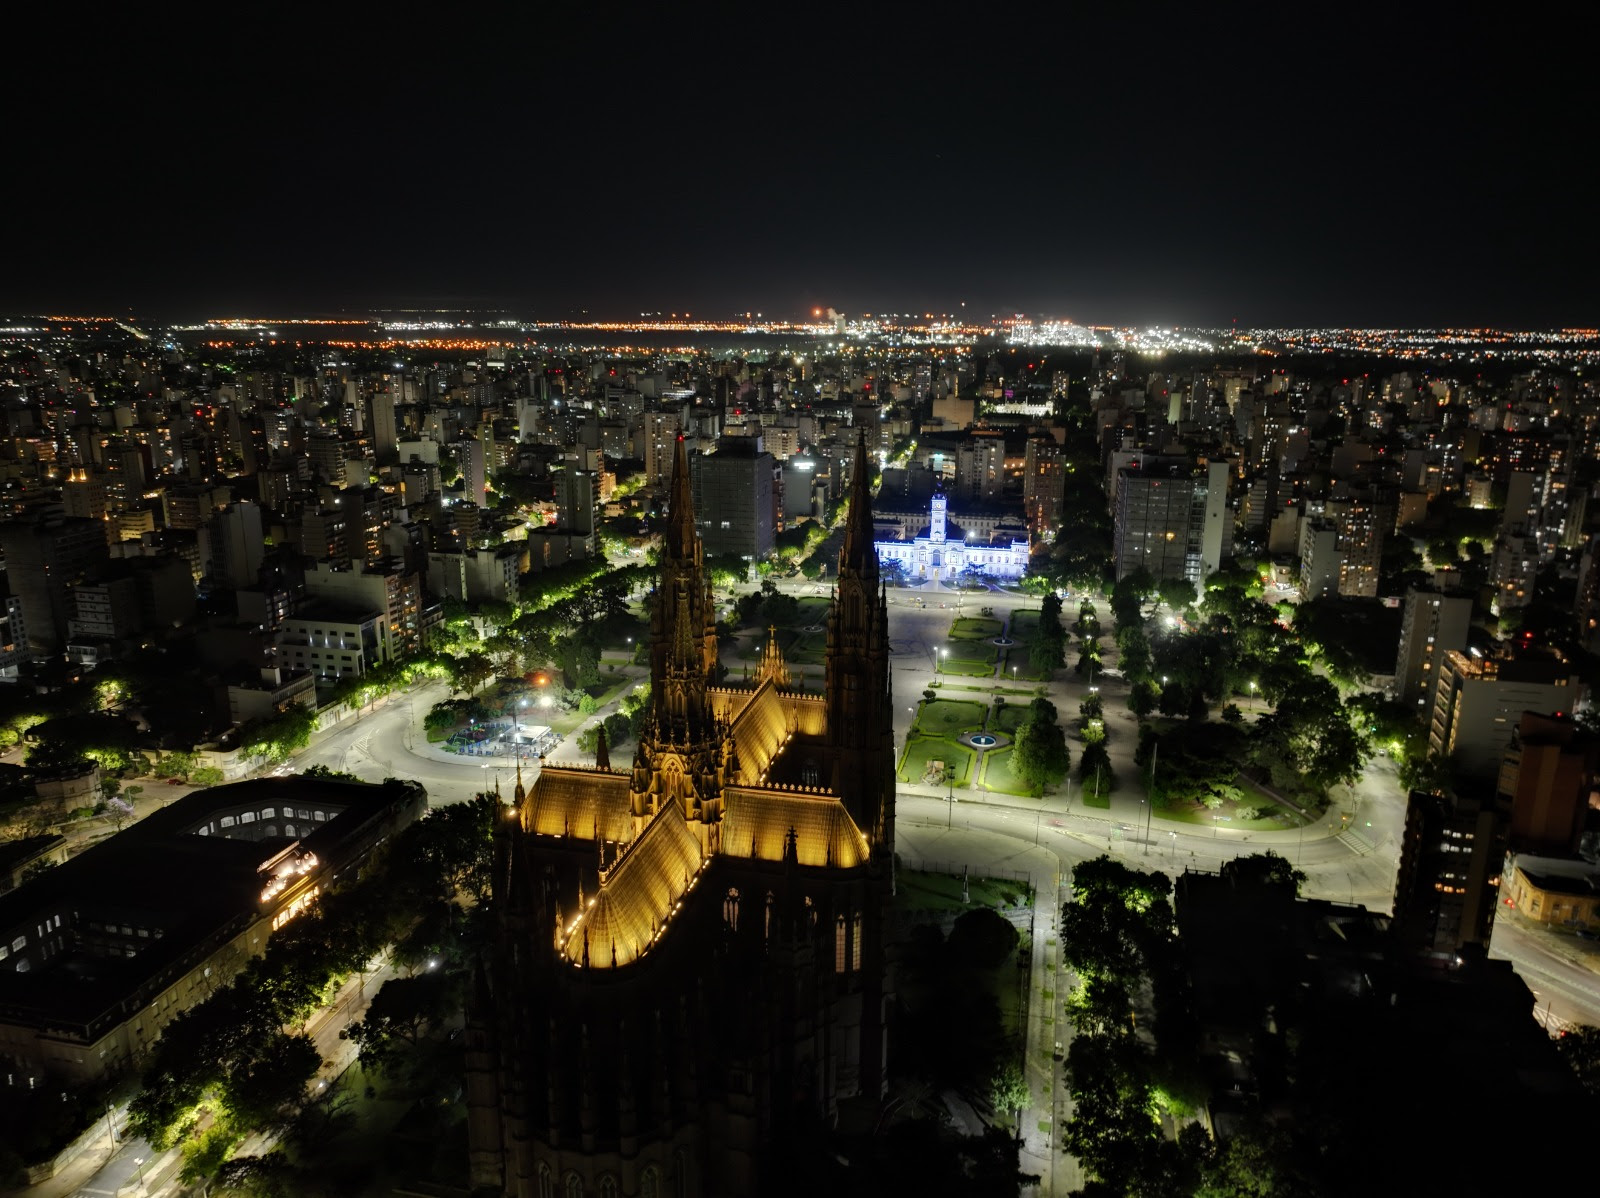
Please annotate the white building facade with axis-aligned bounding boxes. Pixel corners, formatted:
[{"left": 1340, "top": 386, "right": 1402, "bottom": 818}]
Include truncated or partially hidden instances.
[{"left": 873, "top": 493, "right": 1029, "bottom": 582}]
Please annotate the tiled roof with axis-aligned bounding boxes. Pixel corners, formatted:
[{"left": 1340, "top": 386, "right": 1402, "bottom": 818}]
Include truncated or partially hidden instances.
[
  {"left": 561, "top": 801, "right": 705, "bottom": 969},
  {"left": 523, "top": 767, "right": 633, "bottom": 842},
  {"left": 721, "top": 786, "right": 869, "bottom": 869}
]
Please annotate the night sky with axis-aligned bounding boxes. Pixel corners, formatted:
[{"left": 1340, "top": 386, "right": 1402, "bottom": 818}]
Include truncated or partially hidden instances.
[{"left": 7, "top": 9, "right": 1592, "bottom": 328}]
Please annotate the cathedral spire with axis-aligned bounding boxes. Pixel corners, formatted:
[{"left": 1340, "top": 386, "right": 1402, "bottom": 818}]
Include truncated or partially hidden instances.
[
  {"left": 839, "top": 428, "right": 878, "bottom": 581},
  {"left": 595, "top": 724, "right": 610, "bottom": 771},
  {"left": 663, "top": 434, "right": 698, "bottom": 563},
  {"left": 757, "top": 624, "right": 791, "bottom": 689}
]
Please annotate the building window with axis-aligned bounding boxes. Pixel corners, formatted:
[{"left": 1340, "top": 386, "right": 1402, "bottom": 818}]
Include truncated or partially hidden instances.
[
  {"left": 599, "top": 1177, "right": 618, "bottom": 1198},
  {"left": 724, "top": 888, "right": 739, "bottom": 932},
  {"left": 835, "top": 914, "right": 847, "bottom": 974},
  {"left": 641, "top": 1168, "right": 659, "bottom": 1198},
  {"left": 852, "top": 912, "right": 862, "bottom": 972},
  {"left": 565, "top": 1173, "right": 583, "bottom": 1198},
  {"left": 538, "top": 1166, "right": 554, "bottom": 1198},
  {"left": 765, "top": 892, "right": 775, "bottom": 942}
]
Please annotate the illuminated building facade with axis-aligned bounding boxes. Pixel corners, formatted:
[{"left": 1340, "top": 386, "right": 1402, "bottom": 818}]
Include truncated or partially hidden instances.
[
  {"left": 0, "top": 777, "right": 424, "bottom": 1083},
  {"left": 872, "top": 491, "right": 1029, "bottom": 582},
  {"left": 468, "top": 434, "right": 895, "bottom": 1197}
]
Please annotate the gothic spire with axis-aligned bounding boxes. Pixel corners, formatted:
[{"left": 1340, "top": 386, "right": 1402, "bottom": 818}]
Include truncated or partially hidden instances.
[
  {"left": 663, "top": 434, "right": 698, "bottom": 562},
  {"left": 595, "top": 724, "right": 610, "bottom": 771},
  {"left": 839, "top": 427, "right": 878, "bottom": 580},
  {"left": 758, "top": 624, "right": 791, "bottom": 689}
]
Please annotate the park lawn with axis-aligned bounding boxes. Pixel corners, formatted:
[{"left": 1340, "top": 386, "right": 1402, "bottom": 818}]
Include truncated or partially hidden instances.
[
  {"left": 788, "top": 629, "right": 828, "bottom": 664},
  {"left": 896, "top": 868, "right": 1032, "bottom": 915},
  {"left": 1077, "top": 776, "right": 1111, "bottom": 808},
  {"left": 1002, "top": 649, "right": 1049, "bottom": 681},
  {"left": 914, "top": 698, "right": 988, "bottom": 736},
  {"left": 980, "top": 746, "right": 1036, "bottom": 797},
  {"left": 1010, "top": 610, "right": 1040, "bottom": 639},
  {"left": 950, "top": 616, "right": 1003, "bottom": 640},
  {"left": 1155, "top": 775, "right": 1300, "bottom": 830},
  {"left": 989, "top": 704, "right": 1027, "bottom": 734},
  {"left": 937, "top": 657, "right": 995, "bottom": 678},
  {"left": 898, "top": 734, "right": 975, "bottom": 787}
]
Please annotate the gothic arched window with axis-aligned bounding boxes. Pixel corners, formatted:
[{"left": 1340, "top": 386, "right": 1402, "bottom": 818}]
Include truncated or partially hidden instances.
[
  {"left": 538, "top": 1166, "right": 554, "bottom": 1198},
  {"left": 765, "top": 892, "right": 775, "bottom": 942},
  {"left": 565, "top": 1171, "right": 583, "bottom": 1198},
  {"left": 641, "top": 1166, "right": 660, "bottom": 1198},
  {"left": 852, "top": 911, "right": 863, "bottom": 972},
  {"left": 599, "top": 1175, "right": 618, "bottom": 1198},
  {"left": 835, "top": 913, "right": 848, "bottom": 973},
  {"left": 723, "top": 887, "right": 740, "bottom": 932},
  {"left": 674, "top": 1149, "right": 691, "bottom": 1198}
]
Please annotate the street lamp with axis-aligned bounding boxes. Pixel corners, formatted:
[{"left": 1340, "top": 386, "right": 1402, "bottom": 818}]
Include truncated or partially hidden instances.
[
  {"left": 1249, "top": 680, "right": 1257, "bottom": 709},
  {"left": 133, "top": 1157, "right": 146, "bottom": 1187}
]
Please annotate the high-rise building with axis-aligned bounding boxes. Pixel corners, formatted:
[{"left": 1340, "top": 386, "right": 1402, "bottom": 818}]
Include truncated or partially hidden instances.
[
  {"left": 1022, "top": 437, "right": 1065, "bottom": 537},
  {"left": 1333, "top": 494, "right": 1386, "bottom": 598},
  {"left": 1113, "top": 461, "right": 1210, "bottom": 585},
  {"left": 369, "top": 389, "right": 398, "bottom": 465},
  {"left": 0, "top": 515, "right": 112, "bottom": 652},
  {"left": 201, "top": 502, "right": 266, "bottom": 590},
  {"left": 1497, "top": 713, "right": 1598, "bottom": 856},
  {"left": 467, "top": 435, "right": 894, "bottom": 1197},
  {"left": 554, "top": 466, "right": 599, "bottom": 554},
  {"left": 1393, "top": 572, "right": 1473, "bottom": 715},
  {"left": 642, "top": 410, "right": 683, "bottom": 487},
  {"left": 457, "top": 436, "right": 488, "bottom": 508},
  {"left": 1392, "top": 789, "right": 1505, "bottom": 961},
  {"left": 1428, "top": 651, "right": 1583, "bottom": 777},
  {"left": 691, "top": 436, "right": 775, "bottom": 560}
]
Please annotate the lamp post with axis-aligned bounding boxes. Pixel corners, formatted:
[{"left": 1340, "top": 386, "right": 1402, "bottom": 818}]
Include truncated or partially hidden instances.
[
  {"left": 133, "top": 1157, "right": 146, "bottom": 1187},
  {"left": 1249, "top": 680, "right": 1256, "bottom": 709},
  {"left": 1144, "top": 741, "right": 1157, "bottom": 855},
  {"left": 947, "top": 777, "right": 954, "bottom": 829}
]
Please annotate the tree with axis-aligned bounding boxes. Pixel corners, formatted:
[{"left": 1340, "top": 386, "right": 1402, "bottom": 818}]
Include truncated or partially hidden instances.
[
  {"left": 1013, "top": 714, "right": 1069, "bottom": 793},
  {"left": 988, "top": 1059, "right": 1030, "bottom": 1126},
  {"left": 1220, "top": 851, "right": 1307, "bottom": 895},
  {"left": 239, "top": 706, "right": 316, "bottom": 765},
  {"left": 1556, "top": 1026, "right": 1600, "bottom": 1096},
  {"left": 948, "top": 908, "right": 1020, "bottom": 969},
  {"left": 340, "top": 972, "right": 463, "bottom": 1077},
  {"left": 403, "top": 794, "right": 498, "bottom": 906}
]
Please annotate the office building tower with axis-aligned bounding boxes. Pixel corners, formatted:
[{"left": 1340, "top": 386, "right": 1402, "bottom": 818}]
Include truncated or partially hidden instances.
[
  {"left": 1392, "top": 789, "right": 1505, "bottom": 960},
  {"left": 691, "top": 436, "right": 775, "bottom": 560},
  {"left": 1428, "top": 651, "right": 1583, "bottom": 777},
  {"left": 0, "top": 515, "right": 112, "bottom": 652},
  {"left": 1394, "top": 572, "right": 1473, "bottom": 714}
]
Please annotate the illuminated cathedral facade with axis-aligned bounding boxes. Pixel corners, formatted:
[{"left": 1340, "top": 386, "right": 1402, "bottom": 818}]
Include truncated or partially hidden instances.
[{"left": 466, "top": 434, "right": 896, "bottom": 1198}]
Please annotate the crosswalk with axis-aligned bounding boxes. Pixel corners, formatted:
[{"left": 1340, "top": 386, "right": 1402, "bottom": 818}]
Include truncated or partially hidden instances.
[{"left": 1337, "top": 827, "right": 1375, "bottom": 856}]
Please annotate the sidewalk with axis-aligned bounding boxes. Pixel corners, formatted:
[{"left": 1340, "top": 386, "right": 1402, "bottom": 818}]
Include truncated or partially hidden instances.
[{"left": 897, "top": 819, "right": 1065, "bottom": 1195}]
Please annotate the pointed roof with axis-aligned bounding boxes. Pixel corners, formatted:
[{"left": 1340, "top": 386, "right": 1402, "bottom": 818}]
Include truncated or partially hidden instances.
[
  {"left": 663, "top": 434, "right": 697, "bottom": 560},
  {"left": 839, "top": 427, "right": 878, "bottom": 577},
  {"left": 758, "top": 624, "right": 791, "bottom": 689},
  {"left": 595, "top": 724, "right": 610, "bottom": 771}
]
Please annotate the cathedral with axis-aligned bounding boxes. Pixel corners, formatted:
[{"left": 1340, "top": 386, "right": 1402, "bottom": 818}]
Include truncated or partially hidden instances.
[{"left": 467, "top": 433, "right": 897, "bottom": 1198}]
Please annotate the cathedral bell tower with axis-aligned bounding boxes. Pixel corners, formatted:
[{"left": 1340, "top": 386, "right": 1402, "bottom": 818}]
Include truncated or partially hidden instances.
[
  {"left": 632, "top": 436, "right": 733, "bottom": 824},
  {"left": 825, "top": 429, "right": 895, "bottom": 844}
]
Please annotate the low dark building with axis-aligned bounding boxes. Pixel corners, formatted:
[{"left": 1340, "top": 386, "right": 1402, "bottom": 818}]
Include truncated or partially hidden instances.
[{"left": 0, "top": 776, "right": 425, "bottom": 1082}]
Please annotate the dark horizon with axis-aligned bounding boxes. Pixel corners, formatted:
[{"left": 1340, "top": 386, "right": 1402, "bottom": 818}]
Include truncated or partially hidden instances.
[{"left": 6, "top": 10, "right": 1592, "bottom": 331}]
